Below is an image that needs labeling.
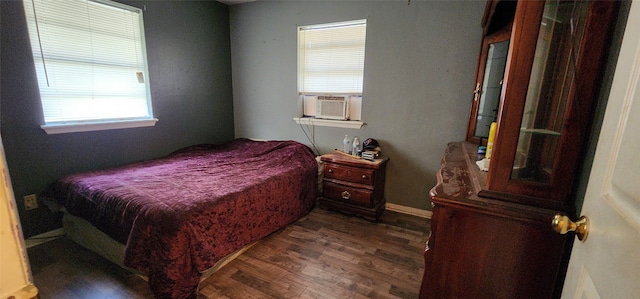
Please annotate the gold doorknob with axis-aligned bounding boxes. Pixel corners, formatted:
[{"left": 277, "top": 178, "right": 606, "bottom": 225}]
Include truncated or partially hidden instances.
[{"left": 552, "top": 214, "right": 589, "bottom": 242}]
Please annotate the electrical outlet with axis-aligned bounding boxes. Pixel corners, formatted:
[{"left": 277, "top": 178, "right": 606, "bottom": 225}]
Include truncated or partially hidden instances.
[{"left": 23, "top": 194, "right": 38, "bottom": 210}]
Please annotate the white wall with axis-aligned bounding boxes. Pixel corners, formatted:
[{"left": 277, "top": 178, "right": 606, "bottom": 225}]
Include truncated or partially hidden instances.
[{"left": 229, "top": 1, "right": 485, "bottom": 210}]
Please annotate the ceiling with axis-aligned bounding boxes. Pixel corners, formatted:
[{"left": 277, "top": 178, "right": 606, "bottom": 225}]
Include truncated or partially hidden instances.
[{"left": 217, "top": 0, "right": 256, "bottom": 5}]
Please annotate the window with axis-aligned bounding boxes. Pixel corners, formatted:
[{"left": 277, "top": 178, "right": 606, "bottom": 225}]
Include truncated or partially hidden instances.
[
  {"left": 23, "top": 0, "right": 156, "bottom": 134},
  {"left": 297, "top": 19, "right": 366, "bottom": 125}
]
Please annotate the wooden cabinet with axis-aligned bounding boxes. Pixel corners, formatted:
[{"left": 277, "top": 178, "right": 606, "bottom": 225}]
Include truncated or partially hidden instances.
[
  {"left": 319, "top": 153, "right": 388, "bottom": 221},
  {"left": 421, "top": 142, "right": 567, "bottom": 298},
  {"left": 420, "top": 0, "right": 619, "bottom": 298}
]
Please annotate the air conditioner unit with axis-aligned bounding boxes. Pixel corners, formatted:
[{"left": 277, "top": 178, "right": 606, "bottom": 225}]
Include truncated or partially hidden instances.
[{"left": 315, "top": 96, "right": 349, "bottom": 120}]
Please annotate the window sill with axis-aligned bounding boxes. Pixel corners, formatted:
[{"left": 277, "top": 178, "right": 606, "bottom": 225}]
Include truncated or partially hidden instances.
[
  {"left": 293, "top": 117, "right": 364, "bottom": 129},
  {"left": 41, "top": 118, "right": 158, "bottom": 134}
]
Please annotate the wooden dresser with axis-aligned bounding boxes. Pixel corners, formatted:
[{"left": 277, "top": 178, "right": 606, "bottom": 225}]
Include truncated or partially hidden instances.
[
  {"left": 420, "top": 0, "right": 619, "bottom": 298},
  {"left": 319, "top": 153, "right": 388, "bottom": 221},
  {"left": 421, "top": 142, "right": 567, "bottom": 298}
]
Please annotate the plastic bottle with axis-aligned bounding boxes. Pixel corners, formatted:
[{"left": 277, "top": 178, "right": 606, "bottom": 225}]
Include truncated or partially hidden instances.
[
  {"left": 343, "top": 135, "right": 350, "bottom": 154},
  {"left": 352, "top": 136, "right": 360, "bottom": 156},
  {"left": 486, "top": 122, "right": 497, "bottom": 159}
]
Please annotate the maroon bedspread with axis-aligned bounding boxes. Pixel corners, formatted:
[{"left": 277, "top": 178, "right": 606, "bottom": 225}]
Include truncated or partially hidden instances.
[{"left": 44, "top": 139, "right": 317, "bottom": 298}]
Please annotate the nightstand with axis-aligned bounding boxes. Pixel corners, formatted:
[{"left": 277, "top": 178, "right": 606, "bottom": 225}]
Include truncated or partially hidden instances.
[{"left": 319, "top": 153, "right": 389, "bottom": 221}]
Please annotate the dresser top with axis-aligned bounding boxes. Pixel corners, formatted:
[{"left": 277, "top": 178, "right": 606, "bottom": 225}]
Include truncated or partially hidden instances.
[{"left": 320, "top": 152, "right": 388, "bottom": 168}]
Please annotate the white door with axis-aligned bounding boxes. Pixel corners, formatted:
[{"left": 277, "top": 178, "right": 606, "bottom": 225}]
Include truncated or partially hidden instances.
[
  {"left": 561, "top": 1, "right": 640, "bottom": 298},
  {"left": 0, "top": 138, "right": 39, "bottom": 297}
]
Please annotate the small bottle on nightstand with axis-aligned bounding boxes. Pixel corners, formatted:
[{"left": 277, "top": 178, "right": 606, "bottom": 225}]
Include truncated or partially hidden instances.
[
  {"left": 352, "top": 137, "right": 360, "bottom": 156},
  {"left": 343, "top": 135, "right": 350, "bottom": 154}
]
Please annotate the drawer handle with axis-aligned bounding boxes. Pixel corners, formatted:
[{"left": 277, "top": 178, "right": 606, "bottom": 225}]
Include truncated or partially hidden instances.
[
  {"left": 328, "top": 169, "right": 333, "bottom": 173},
  {"left": 362, "top": 174, "right": 367, "bottom": 179},
  {"left": 341, "top": 191, "right": 351, "bottom": 200}
]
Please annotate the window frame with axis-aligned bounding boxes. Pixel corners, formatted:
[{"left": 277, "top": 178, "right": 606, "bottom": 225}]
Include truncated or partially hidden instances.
[
  {"left": 23, "top": 0, "right": 157, "bottom": 134},
  {"left": 296, "top": 19, "right": 367, "bottom": 128}
]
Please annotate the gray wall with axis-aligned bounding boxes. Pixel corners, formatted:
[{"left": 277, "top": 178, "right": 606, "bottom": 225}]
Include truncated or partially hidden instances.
[
  {"left": 229, "top": 0, "right": 485, "bottom": 210},
  {"left": 1, "top": 0, "right": 235, "bottom": 237}
]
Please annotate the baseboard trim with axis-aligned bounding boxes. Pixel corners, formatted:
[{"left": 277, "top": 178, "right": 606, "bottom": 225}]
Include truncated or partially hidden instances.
[
  {"left": 25, "top": 228, "right": 65, "bottom": 248},
  {"left": 386, "top": 203, "right": 432, "bottom": 219}
]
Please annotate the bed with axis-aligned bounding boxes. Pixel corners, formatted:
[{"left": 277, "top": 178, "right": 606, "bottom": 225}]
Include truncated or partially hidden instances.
[{"left": 42, "top": 138, "right": 318, "bottom": 298}]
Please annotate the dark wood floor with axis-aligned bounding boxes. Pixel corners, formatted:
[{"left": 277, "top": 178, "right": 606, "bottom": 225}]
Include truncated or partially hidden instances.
[{"left": 28, "top": 207, "right": 430, "bottom": 299}]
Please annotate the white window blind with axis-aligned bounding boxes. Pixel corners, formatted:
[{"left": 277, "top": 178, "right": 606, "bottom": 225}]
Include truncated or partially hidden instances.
[
  {"left": 23, "top": 0, "right": 153, "bottom": 125},
  {"left": 298, "top": 19, "right": 367, "bottom": 95}
]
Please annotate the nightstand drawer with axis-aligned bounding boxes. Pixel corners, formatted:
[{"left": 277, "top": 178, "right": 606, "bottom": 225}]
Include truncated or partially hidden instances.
[
  {"left": 319, "top": 153, "right": 388, "bottom": 221},
  {"left": 323, "top": 181, "right": 373, "bottom": 207},
  {"left": 324, "top": 164, "right": 375, "bottom": 185}
]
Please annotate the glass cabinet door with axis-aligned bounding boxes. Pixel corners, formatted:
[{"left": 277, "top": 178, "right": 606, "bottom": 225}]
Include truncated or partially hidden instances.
[
  {"left": 511, "top": 1, "right": 589, "bottom": 183},
  {"left": 475, "top": 40, "right": 509, "bottom": 139},
  {"left": 485, "top": 0, "right": 618, "bottom": 204},
  {"left": 465, "top": 0, "right": 516, "bottom": 144}
]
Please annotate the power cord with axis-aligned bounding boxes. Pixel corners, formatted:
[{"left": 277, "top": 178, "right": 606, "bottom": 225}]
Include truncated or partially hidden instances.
[{"left": 298, "top": 119, "right": 321, "bottom": 156}]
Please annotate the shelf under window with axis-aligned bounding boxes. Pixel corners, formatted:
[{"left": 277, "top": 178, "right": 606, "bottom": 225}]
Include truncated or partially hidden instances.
[{"left": 293, "top": 117, "right": 365, "bottom": 129}]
